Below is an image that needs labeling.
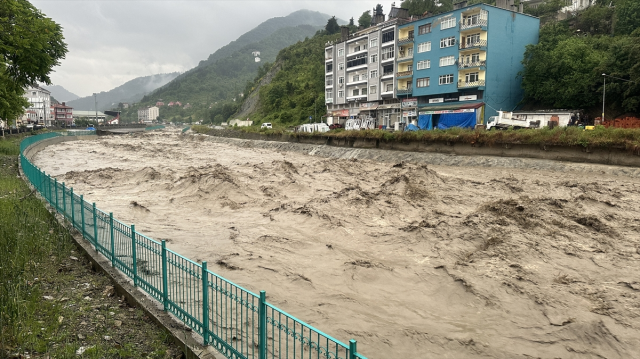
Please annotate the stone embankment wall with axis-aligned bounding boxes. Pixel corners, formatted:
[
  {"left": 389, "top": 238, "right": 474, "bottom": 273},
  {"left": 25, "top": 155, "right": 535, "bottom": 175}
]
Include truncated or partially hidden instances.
[{"left": 196, "top": 129, "right": 640, "bottom": 169}]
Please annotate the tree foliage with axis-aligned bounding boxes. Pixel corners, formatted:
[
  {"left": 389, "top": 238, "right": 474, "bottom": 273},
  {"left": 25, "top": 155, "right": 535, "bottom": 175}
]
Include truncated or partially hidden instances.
[
  {"left": 358, "top": 10, "right": 372, "bottom": 28},
  {"left": 615, "top": 0, "right": 640, "bottom": 35},
  {"left": 325, "top": 16, "right": 340, "bottom": 34},
  {"left": 521, "top": 19, "right": 640, "bottom": 116},
  {"left": 0, "top": 0, "right": 67, "bottom": 123},
  {"left": 400, "top": 0, "right": 452, "bottom": 16}
]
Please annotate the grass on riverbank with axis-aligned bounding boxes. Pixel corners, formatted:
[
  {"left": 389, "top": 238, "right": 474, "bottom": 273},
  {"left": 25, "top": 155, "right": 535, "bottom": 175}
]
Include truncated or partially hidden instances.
[
  {"left": 0, "top": 134, "right": 183, "bottom": 358},
  {"left": 192, "top": 125, "right": 640, "bottom": 152}
]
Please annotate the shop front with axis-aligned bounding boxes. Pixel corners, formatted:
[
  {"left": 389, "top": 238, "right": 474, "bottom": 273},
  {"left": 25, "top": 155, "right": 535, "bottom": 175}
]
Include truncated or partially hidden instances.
[
  {"left": 376, "top": 103, "right": 401, "bottom": 128},
  {"left": 417, "top": 102, "right": 484, "bottom": 130}
]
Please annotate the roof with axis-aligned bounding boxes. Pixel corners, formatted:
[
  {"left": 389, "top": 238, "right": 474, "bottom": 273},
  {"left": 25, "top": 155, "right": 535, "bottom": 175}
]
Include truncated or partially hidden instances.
[{"left": 73, "top": 110, "right": 105, "bottom": 117}]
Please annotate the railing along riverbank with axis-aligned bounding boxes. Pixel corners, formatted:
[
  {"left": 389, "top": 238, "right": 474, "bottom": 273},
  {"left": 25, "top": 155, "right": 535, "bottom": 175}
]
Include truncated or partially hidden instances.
[{"left": 20, "top": 131, "right": 366, "bottom": 359}]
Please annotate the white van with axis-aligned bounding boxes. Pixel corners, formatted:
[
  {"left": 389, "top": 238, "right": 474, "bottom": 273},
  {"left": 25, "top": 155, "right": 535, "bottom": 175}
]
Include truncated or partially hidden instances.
[{"left": 261, "top": 123, "right": 272, "bottom": 129}]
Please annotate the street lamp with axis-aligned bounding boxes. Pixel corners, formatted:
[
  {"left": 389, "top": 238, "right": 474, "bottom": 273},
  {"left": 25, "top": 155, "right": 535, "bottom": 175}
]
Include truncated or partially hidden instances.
[
  {"left": 602, "top": 73, "right": 606, "bottom": 121},
  {"left": 93, "top": 93, "right": 97, "bottom": 126}
]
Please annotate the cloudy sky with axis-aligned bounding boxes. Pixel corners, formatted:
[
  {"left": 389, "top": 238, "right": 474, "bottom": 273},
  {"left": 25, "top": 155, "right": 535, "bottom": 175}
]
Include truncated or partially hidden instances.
[{"left": 31, "top": 0, "right": 377, "bottom": 97}]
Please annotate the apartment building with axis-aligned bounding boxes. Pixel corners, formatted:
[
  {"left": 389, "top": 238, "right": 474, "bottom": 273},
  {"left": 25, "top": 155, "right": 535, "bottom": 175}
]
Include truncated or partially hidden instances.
[
  {"left": 23, "top": 86, "right": 52, "bottom": 126},
  {"left": 324, "top": 6, "right": 412, "bottom": 127},
  {"left": 51, "top": 102, "right": 73, "bottom": 126},
  {"left": 325, "top": 1, "right": 539, "bottom": 129},
  {"left": 138, "top": 106, "right": 159, "bottom": 124}
]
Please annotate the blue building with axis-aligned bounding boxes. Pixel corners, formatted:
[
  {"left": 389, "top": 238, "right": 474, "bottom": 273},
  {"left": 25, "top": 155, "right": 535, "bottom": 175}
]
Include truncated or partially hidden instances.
[{"left": 396, "top": 2, "right": 539, "bottom": 129}]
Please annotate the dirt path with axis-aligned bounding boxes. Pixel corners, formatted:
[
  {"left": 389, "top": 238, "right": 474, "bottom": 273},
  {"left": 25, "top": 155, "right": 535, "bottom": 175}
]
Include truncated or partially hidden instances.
[{"left": 34, "top": 130, "right": 640, "bottom": 358}]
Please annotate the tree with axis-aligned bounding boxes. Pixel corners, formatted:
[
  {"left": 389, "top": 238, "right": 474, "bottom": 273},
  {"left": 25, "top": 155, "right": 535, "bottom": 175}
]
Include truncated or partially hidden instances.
[
  {"left": 375, "top": 4, "right": 384, "bottom": 16},
  {"left": 349, "top": 17, "right": 355, "bottom": 26},
  {"left": 0, "top": 0, "right": 67, "bottom": 125},
  {"left": 615, "top": 0, "right": 640, "bottom": 35},
  {"left": 325, "top": 16, "right": 340, "bottom": 34},
  {"left": 358, "top": 10, "right": 372, "bottom": 28}
]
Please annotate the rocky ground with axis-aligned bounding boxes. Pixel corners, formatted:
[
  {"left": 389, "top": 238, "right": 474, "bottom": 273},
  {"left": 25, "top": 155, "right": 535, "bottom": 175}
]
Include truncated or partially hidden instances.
[{"left": 33, "top": 129, "right": 640, "bottom": 359}]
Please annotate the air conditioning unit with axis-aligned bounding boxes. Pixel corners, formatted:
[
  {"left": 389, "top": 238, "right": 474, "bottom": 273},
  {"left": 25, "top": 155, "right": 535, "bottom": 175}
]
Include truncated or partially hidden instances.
[{"left": 339, "top": 84, "right": 343, "bottom": 88}]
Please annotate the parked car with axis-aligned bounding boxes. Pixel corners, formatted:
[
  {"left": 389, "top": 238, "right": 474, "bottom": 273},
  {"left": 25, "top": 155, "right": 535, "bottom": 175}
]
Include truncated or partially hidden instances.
[
  {"left": 261, "top": 123, "right": 272, "bottom": 129},
  {"left": 329, "top": 123, "right": 343, "bottom": 130}
]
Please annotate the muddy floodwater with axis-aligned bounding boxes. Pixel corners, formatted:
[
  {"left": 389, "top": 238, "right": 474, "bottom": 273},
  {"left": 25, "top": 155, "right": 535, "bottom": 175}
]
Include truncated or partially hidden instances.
[{"left": 34, "top": 130, "right": 640, "bottom": 358}]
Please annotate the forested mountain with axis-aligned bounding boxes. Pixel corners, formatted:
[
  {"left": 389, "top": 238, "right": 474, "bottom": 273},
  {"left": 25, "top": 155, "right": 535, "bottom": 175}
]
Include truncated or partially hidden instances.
[
  {"left": 67, "top": 72, "right": 180, "bottom": 111},
  {"left": 117, "top": 10, "right": 341, "bottom": 123},
  {"left": 43, "top": 85, "right": 79, "bottom": 103}
]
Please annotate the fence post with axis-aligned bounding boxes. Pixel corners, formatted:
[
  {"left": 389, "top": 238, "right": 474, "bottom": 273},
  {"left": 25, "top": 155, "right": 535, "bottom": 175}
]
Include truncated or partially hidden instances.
[
  {"left": 80, "top": 195, "right": 86, "bottom": 238},
  {"left": 92, "top": 203, "right": 98, "bottom": 250},
  {"left": 161, "top": 240, "right": 168, "bottom": 311},
  {"left": 41, "top": 170, "right": 45, "bottom": 195},
  {"left": 110, "top": 213, "right": 115, "bottom": 267},
  {"left": 259, "top": 290, "right": 267, "bottom": 359},
  {"left": 131, "top": 224, "right": 137, "bottom": 286},
  {"left": 62, "top": 182, "right": 66, "bottom": 217},
  {"left": 47, "top": 174, "right": 51, "bottom": 203},
  {"left": 54, "top": 179, "right": 59, "bottom": 211},
  {"left": 349, "top": 339, "right": 358, "bottom": 359},
  {"left": 202, "top": 261, "right": 209, "bottom": 346},
  {"left": 70, "top": 188, "right": 75, "bottom": 228}
]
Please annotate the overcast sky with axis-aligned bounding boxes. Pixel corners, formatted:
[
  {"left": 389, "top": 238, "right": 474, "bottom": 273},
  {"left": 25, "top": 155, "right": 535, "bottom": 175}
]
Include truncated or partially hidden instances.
[{"left": 31, "top": 0, "right": 378, "bottom": 97}]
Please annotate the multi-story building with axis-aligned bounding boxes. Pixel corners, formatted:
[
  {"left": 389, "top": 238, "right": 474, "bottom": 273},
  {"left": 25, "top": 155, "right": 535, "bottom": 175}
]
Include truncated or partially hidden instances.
[
  {"left": 325, "top": 1, "right": 540, "bottom": 129},
  {"left": 23, "top": 86, "right": 52, "bottom": 126},
  {"left": 324, "top": 6, "right": 412, "bottom": 127},
  {"left": 138, "top": 106, "right": 159, "bottom": 123},
  {"left": 51, "top": 102, "right": 73, "bottom": 126}
]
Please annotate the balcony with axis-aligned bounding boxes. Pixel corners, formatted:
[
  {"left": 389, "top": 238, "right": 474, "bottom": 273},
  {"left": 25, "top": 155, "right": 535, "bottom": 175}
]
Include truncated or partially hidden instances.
[
  {"left": 396, "top": 70, "right": 413, "bottom": 78},
  {"left": 459, "top": 40, "right": 487, "bottom": 50},
  {"left": 397, "top": 53, "right": 413, "bottom": 62},
  {"left": 397, "top": 87, "right": 412, "bottom": 95},
  {"left": 325, "top": 55, "right": 333, "bottom": 61},
  {"left": 458, "top": 60, "right": 486, "bottom": 69},
  {"left": 458, "top": 80, "right": 485, "bottom": 88},
  {"left": 398, "top": 36, "right": 414, "bottom": 45},
  {"left": 326, "top": 98, "right": 334, "bottom": 104},
  {"left": 460, "top": 19, "right": 487, "bottom": 30}
]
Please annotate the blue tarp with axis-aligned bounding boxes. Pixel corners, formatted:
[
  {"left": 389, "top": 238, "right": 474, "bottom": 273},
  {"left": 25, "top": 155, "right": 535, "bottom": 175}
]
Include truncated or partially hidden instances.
[
  {"left": 418, "top": 114, "right": 432, "bottom": 130},
  {"left": 436, "top": 112, "right": 476, "bottom": 130},
  {"left": 405, "top": 124, "right": 419, "bottom": 131}
]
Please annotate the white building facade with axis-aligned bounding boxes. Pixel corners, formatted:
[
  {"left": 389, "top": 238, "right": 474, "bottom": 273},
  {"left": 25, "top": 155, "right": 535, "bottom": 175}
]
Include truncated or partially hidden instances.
[
  {"left": 138, "top": 106, "right": 159, "bottom": 123},
  {"left": 23, "top": 86, "right": 52, "bottom": 126}
]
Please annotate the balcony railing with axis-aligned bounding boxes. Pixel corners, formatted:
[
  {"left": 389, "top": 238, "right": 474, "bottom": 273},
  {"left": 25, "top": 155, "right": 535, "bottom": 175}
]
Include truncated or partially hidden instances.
[
  {"left": 397, "top": 53, "right": 413, "bottom": 61},
  {"left": 397, "top": 36, "right": 414, "bottom": 45},
  {"left": 326, "top": 98, "right": 334, "bottom": 104},
  {"left": 458, "top": 60, "right": 486, "bottom": 69},
  {"left": 326, "top": 81, "right": 334, "bottom": 86},
  {"left": 460, "top": 19, "right": 488, "bottom": 30},
  {"left": 381, "top": 52, "right": 395, "bottom": 61},
  {"left": 459, "top": 40, "right": 487, "bottom": 50},
  {"left": 458, "top": 80, "right": 485, "bottom": 88},
  {"left": 396, "top": 70, "right": 413, "bottom": 78},
  {"left": 397, "top": 87, "right": 412, "bottom": 95},
  {"left": 382, "top": 71, "right": 394, "bottom": 77},
  {"left": 325, "top": 55, "right": 333, "bottom": 60}
]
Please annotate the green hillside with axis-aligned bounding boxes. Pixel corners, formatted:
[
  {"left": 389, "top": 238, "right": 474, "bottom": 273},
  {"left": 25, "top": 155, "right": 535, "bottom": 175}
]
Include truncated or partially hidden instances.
[{"left": 67, "top": 72, "right": 180, "bottom": 111}]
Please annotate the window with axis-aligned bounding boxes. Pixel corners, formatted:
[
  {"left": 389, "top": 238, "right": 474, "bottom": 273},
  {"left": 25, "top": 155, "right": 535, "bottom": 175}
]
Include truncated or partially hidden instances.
[
  {"left": 381, "top": 46, "right": 394, "bottom": 60},
  {"left": 353, "top": 45, "right": 361, "bottom": 52},
  {"left": 386, "top": 83, "right": 394, "bottom": 92},
  {"left": 338, "top": 48, "right": 344, "bottom": 57},
  {"left": 418, "top": 24, "right": 431, "bottom": 35},
  {"left": 417, "top": 78, "right": 430, "bottom": 87},
  {"left": 326, "top": 90, "right": 333, "bottom": 99},
  {"left": 465, "top": 72, "right": 480, "bottom": 82},
  {"left": 441, "top": 17, "right": 456, "bottom": 30},
  {"left": 370, "top": 86, "right": 377, "bottom": 94},
  {"left": 353, "top": 74, "right": 360, "bottom": 82},
  {"left": 472, "top": 53, "right": 480, "bottom": 62},
  {"left": 339, "top": 63, "right": 344, "bottom": 70},
  {"left": 352, "top": 89, "right": 360, "bottom": 96},
  {"left": 464, "top": 33, "right": 481, "bottom": 47},
  {"left": 439, "top": 56, "right": 455, "bottom": 67},
  {"left": 417, "top": 42, "right": 431, "bottom": 53},
  {"left": 347, "top": 54, "right": 367, "bottom": 68},
  {"left": 383, "top": 64, "right": 394, "bottom": 75},
  {"left": 362, "top": 88, "right": 368, "bottom": 95},
  {"left": 370, "top": 54, "right": 378, "bottom": 63},
  {"left": 382, "top": 31, "right": 394, "bottom": 43},
  {"left": 370, "top": 38, "right": 378, "bottom": 47},
  {"left": 463, "top": 14, "right": 480, "bottom": 26},
  {"left": 326, "top": 76, "right": 333, "bottom": 86},
  {"left": 407, "top": 64, "right": 413, "bottom": 71},
  {"left": 326, "top": 63, "right": 333, "bottom": 72},
  {"left": 339, "top": 77, "right": 344, "bottom": 84},
  {"left": 439, "top": 74, "right": 454, "bottom": 85},
  {"left": 440, "top": 36, "right": 456, "bottom": 48},
  {"left": 338, "top": 90, "right": 344, "bottom": 98},
  {"left": 370, "top": 70, "right": 378, "bottom": 78},
  {"left": 417, "top": 60, "right": 430, "bottom": 70}
]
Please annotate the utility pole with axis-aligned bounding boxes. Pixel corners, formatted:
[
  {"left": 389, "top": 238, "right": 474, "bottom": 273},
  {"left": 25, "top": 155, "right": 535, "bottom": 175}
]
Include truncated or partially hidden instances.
[
  {"left": 94, "top": 93, "right": 98, "bottom": 126},
  {"left": 602, "top": 74, "right": 605, "bottom": 121}
]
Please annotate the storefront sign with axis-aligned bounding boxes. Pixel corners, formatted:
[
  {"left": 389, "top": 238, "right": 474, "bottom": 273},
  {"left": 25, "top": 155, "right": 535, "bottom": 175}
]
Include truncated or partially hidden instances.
[
  {"left": 359, "top": 102, "right": 379, "bottom": 110},
  {"left": 459, "top": 95, "right": 478, "bottom": 101},
  {"left": 419, "top": 109, "right": 476, "bottom": 115},
  {"left": 403, "top": 110, "right": 417, "bottom": 117},
  {"left": 332, "top": 109, "right": 349, "bottom": 117},
  {"left": 444, "top": 96, "right": 458, "bottom": 102},
  {"left": 429, "top": 98, "right": 444, "bottom": 104},
  {"left": 402, "top": 98, "right": 418, "bottom": 108}
]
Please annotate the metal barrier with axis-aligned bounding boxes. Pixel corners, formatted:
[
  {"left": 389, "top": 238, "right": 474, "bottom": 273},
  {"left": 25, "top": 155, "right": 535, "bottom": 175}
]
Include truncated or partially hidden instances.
[
  {"left": 145, "top": 125, "right": 166, "bottom": 131},
  {"left": 182, "top": 126, "right": 191, "bottom": 133},
  {"left": 20, "top": 132, "right": 366, "bottom": 359}
]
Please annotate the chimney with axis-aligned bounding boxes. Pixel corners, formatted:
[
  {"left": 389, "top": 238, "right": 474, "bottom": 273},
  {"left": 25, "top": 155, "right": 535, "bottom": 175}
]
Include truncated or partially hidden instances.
[
  {"left": 454, "top": 1, "right": 468, "bottom": 10},
  {"left": 62, "top": 102, "right": 65, "bottom": 106},
  {"left": 519, "top": 3, "right": 524, "bottom": 12},
  {"left": 341, "top": 26, "right": 349, "bottom": 42},
  {"left": 496, "top": 0, "right": 507, "bottom": 9}
]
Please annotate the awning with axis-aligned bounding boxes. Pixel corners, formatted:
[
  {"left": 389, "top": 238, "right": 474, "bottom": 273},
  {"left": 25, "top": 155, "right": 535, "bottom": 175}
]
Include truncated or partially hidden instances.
[
  {"left": 360, "top": 105, "right": 378, "bottom": 111},
  {"left": 418, "top": 102, "right": 484, "bottom": 115},
  {"left": 376, "top": 103, "right": 401, "bottom": 109}
]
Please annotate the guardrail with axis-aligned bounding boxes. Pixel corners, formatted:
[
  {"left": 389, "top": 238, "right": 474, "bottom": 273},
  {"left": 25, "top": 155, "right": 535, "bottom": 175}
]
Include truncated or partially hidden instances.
[
  {"left": 20, "top": 132, "right": 366, "bottom": 359},
  {"left": 145, "top": 125, "right": 166, "bottom": 131}
]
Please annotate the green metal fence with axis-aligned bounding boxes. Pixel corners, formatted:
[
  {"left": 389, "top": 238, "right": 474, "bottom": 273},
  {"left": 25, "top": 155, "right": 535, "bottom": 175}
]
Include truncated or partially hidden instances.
[
  {"left": 20, "top": 132, "right": 366, "bottom": 359},
  {"left": 145, "top": 125, "right": 166, "bottom": 131},
  {"left": 182, "top": 126, "right": 191, "bottom": 133}
]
